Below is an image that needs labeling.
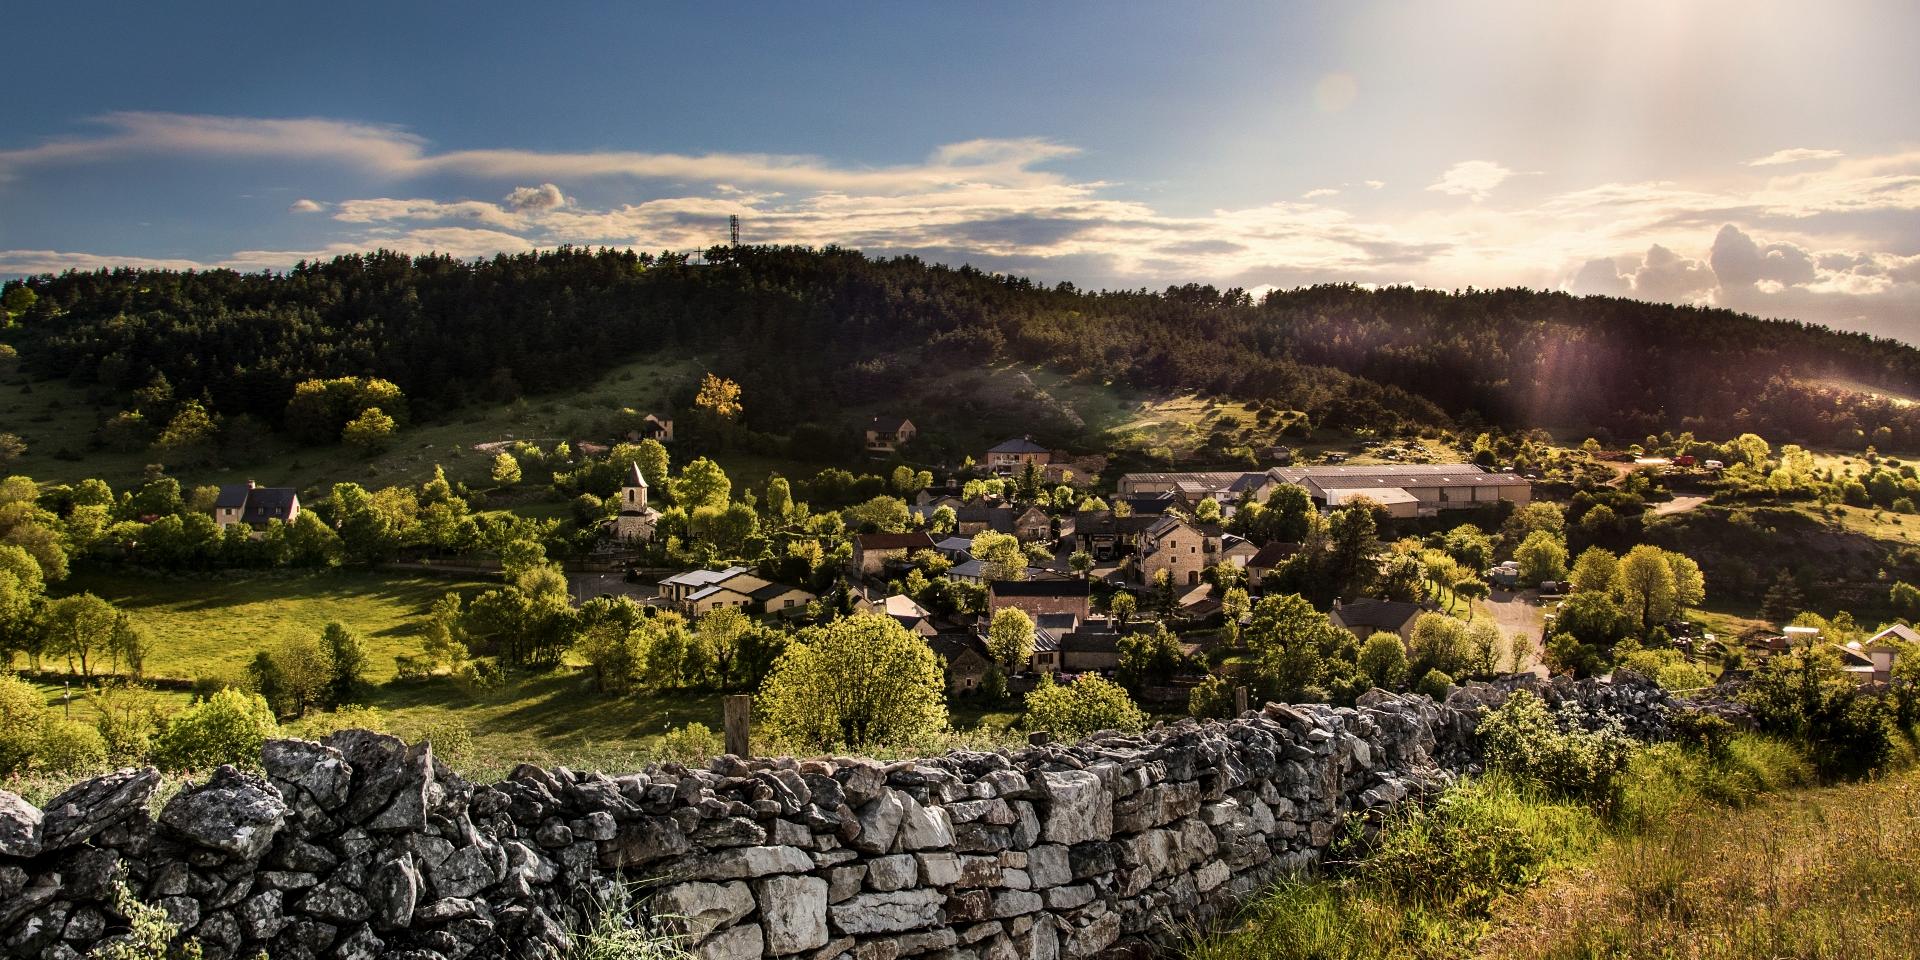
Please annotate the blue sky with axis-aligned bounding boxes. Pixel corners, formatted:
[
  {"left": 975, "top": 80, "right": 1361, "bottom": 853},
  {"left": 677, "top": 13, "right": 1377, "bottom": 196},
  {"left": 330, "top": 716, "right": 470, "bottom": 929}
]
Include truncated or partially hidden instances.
[{"left": 3, "top": 1, "right": 1917, "bottom": 340}]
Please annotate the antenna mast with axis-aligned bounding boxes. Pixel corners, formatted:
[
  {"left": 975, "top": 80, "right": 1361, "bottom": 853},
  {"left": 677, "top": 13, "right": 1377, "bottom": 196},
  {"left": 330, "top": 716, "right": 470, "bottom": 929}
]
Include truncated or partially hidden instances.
[{"left": 728, "top": 215, "right": 740, "bottom": 246}]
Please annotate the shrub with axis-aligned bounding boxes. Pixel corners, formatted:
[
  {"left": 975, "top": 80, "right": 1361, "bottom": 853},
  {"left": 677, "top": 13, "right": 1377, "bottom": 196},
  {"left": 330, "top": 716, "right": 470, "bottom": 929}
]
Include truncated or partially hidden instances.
[
  {"left": 1413, "top": 668, "right": 1454, "bottom": 700},
  {"left": 34, "top": 716, "right": 109, "bottom": 775},
  {"left": 88, "top": 882, "right": 208, "bottom": 960},
  {"left": 0, "top": 674, "right": 43, "bottom": 776},
  {"left": 1477, "top": 691, "right": 1635, "bottom": 805},
  {"left": 1188, "top": 674, "right": 1234, "bottom": 719},
  {"left": 656, "top": 722, "right": 722, "bottom": 763},
  {"left": 152, "top": 689, "right": 278, "bottom": 771},
  {"left": 1023, "top": 673, "right": 1147, "bottom": 739},
  {"left": 1668, "top": 710, "right": 1736, "bottom": 761}
]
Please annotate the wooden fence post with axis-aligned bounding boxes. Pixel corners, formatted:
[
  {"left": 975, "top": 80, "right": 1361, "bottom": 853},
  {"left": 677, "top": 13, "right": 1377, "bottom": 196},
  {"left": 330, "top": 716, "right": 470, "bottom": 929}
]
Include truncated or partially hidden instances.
[
  {"left": 724, "top": 695, "right": 752, "bottom": 757},
  {"left": 1234, "top": 685, "right": 1249, "bottom": 717}
]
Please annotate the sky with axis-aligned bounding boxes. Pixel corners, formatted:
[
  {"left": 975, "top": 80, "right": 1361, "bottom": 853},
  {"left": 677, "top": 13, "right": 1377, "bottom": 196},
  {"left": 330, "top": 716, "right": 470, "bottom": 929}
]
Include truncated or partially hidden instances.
[{"left": 2, "top": 1, "right": 1917, "bottom": 342}]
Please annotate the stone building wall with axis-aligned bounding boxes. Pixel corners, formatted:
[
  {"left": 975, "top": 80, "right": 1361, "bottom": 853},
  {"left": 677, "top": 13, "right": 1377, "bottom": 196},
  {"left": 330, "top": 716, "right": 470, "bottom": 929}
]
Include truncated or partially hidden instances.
[{"left": 0, "top": 674, "right": 1674, "bottom": 960}]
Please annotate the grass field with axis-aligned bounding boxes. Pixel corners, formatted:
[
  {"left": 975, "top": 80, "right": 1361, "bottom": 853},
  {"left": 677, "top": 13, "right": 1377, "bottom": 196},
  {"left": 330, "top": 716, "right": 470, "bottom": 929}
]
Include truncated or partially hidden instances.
[
  {"left": 54, "top": 569, "right": 495, "bottom": 684},
  {"left": 29, "top": 568, "right": 1035, "bottom": 775}
]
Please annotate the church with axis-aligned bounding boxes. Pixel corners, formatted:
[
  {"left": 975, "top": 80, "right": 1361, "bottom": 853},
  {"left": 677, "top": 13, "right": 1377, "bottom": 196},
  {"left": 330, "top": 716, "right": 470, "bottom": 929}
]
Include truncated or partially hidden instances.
[{"left": 611, "top": 462, "right": 659, "bottom": 542}]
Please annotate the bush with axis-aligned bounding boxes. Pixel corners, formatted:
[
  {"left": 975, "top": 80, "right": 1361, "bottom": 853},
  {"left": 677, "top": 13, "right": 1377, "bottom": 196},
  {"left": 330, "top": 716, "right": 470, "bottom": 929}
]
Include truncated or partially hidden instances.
[
  {"left": 0, "top": 674, "right": 44, "bottom": 776},
  {"left": 1188, "top": 674, "right": 1234, "bottom": 719},
  {"left": 34, "top": 716, "right": 109, "bottom": 775},
  {"left": 1668, "top": 710, "right": 1736, "bottom": 761},
  {"left": 656, "top": 722, "right": 722, "bottom": 763},
  {"left": 152, "top": 688, "right": 278, "bottom": 771},
  {"left": 1477, "top": 691, "right": 1635, "bottom": 806},
  {"left": 1023, "top": 673, "right": 1147, "bottom": 739},
  {"left": 1741, "top": 648, "right": 1896, "bottom": 779},
  {"left": 1413, "top": 668, "right": 1453, "bottom": 700}
]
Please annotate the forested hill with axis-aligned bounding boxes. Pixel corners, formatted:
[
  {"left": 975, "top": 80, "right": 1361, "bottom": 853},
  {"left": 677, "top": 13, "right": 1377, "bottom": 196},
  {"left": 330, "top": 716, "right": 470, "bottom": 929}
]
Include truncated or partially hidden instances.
[{"left": 5, "top": 244, "right": 1919, "bottom": 446}]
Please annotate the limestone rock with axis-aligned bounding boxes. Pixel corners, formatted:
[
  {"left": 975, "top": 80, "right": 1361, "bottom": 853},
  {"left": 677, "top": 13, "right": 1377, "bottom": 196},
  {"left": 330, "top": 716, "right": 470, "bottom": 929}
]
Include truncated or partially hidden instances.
[
  {"left": 38, "top": 767, "right": 159, "bottom": 851},
  {"left": 755, "top": 874, "right": 829, "bottom": 954},
  {"left": 851, "top": 790, "right": 905, "bottom": 854},
  {"left": 651, "top": 880, "right": 754, "bottom": 941},
  {"left": 159, "top": 765, "right": 288, "bottom": 862},
  {"left": 696, "top": 922, "right": 763, "bottom": 960},
  {"left": 680, "top": 844, "right": 812, "bottom": 881},
  {"left": 830, "top": 888, "right": 945, "bottom": 935},
  {"left": 0, "top": 790, "right": 43, "bottom": 858},
  {"left": 1035, "top": 770, "right": 1110, "bottom": 845}
]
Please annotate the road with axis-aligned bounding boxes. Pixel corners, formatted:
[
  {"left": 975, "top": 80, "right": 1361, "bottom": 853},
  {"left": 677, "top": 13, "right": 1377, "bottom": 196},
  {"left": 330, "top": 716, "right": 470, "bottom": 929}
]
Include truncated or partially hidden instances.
[
  {"left": 1651, "top": 494, "right": 1709, "bottom": 517},
  {"left": 1480, "top": 587, "right": 1550, "bottom": 675}
]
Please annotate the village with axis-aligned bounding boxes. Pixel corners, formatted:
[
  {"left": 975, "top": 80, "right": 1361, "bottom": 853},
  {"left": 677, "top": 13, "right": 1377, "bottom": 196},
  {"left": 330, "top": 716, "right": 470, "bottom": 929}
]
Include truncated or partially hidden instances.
[{"left": 138, "top": 403, "right": 1920, "bottom": 731}]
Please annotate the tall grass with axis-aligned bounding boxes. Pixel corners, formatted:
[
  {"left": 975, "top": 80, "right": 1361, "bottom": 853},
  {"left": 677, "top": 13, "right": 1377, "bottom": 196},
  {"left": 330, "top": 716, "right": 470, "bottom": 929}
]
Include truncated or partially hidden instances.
[
  {"left": 1192, "top": 732, "right": 1878, "bottom": 960},
  {"left": 1484, "top": 769, "right": 1920, "bottom": 960},
  {"left": 1186, "top": 775, "right": 1599, "bottom": 960}
]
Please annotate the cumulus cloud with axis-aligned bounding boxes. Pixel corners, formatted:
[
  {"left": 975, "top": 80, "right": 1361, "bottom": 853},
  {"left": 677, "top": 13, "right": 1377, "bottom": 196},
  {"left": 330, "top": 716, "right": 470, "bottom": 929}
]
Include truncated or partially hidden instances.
[
  {"left": 1628, "top": 244, "right": 1718, "bottom": 303},
  {"left": 1745, "top": 147, "right": 1844, "bottom": 167},
  {"left": 1363, "top": 180, "right": 1386, "bottom": 190},
  {"left": 1569, "top": 257, "right": 1631, "bottom": 296},
  {"left": 1708, "top": 223, "right": 1816, "bottom": 288},
  {"left": 1426, "top": 160, "right": 1515, "bottom": 201},
  {"left": 288, "top": 198, "right": 324, "bottom": 213},
  {"left": 503, "top": 183, "right": 566, "bottom": 211},
  {"left": 1301, "top": 188, "right": 1340, "bottom": 200}
]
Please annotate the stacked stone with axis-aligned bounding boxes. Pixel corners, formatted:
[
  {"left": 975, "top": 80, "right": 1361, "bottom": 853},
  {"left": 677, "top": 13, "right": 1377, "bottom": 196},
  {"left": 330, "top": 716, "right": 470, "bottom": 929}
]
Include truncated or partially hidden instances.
[
  {"left": 0, "top": 677, "right": 1662, "bottom": 960},
  {"left": 1443, "top": 670, "right": 1678, "bottom": 743}
]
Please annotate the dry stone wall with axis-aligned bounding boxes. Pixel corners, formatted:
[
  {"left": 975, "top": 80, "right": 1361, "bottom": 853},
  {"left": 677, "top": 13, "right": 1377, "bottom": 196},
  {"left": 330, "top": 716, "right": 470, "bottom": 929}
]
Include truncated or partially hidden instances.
[{"left": 0, "top": 674, "right": 1674, "bottom": 960}]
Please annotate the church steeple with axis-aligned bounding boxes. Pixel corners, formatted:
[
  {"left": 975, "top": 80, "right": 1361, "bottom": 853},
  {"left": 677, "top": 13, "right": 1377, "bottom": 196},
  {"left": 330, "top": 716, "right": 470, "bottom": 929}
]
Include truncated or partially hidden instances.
[{"left": 623, "top": 462, "right": 649, "bottom": 510}]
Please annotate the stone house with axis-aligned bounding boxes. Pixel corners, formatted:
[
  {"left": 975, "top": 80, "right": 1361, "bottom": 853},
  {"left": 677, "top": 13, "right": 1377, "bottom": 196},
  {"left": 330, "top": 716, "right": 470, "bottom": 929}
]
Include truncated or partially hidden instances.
[
  {"left": 212, "top": 482, "right": 300, "bottom": 533},
  {"left": 1136, "top": 516, "right": 1224, "bottom": 587},
  {"left": 985, "top": 437, "right": 1052, "bottom": 474},
  {"left": 1059, "top": 512, "right": 1158, "bottom": 562},
  {"left": 987, "top": 579, "right": 1092, "bottom": 622},
  {"left": 1329, "top": 599, "right": 1427, "bottom": 643},
  {"left": 1245, "top": 541, "right": 1301, "bottom": 590},
  {"left": 864, "top": 416, "right": 917, "bottom": 454},
  {"left": 1014, "top": 506, "right": 1053, "bottom": 543},
  {"left": 928, "top": 633, "right": 993, "bottom": 694},
  {"left": 851, "top": 532, "right": 936, "bottom": 577},
  {"left": 955, "top": 502, "right": 1016, "bottom": 537},
  {"left": 625, "top": 414, "right": 673, "bottom": 443},
  {"left": 663, "top": 566, "right": 814, "bottom": 618},
  {"left": 1031, "top": 619, "right": 1123, "bottom": 673}
]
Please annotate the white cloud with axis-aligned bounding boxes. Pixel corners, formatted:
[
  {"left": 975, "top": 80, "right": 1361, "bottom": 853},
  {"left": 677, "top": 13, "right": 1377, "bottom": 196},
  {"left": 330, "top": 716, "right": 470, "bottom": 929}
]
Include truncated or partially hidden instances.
[
  {"left": 504, "top": 183, "right": 567, "bottom": 211},
  {"left": 1301, "top": 188, "right": 1340, "bottom": 199},
  {"left": 0, "top": 112, "right": 1079, "bottom": 195},
  {"left": 1628, "top": 244, "right": 1717, "bottom": 303},
  {"left": 1708, "top": 224, "right": 1816, "bottom": 288},
  {"left": 288, "top": 198, "right": 323, "bottom": 213},
  {"left": 1745, "top": 147, "right": 1844, "bottom": 167},
  {"left": 1426, "top": 160, "right": 1516, "bottom": 201},
  {"left": 1363, "top": 180, "right": 1385, "bottom": 190}
]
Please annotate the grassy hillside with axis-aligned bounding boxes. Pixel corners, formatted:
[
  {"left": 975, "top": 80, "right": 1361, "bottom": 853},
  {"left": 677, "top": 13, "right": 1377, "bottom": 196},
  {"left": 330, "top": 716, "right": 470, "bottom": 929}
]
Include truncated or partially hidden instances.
[
  {"left": 1483, "top": 766, "right": 1920, "bottom": 959},
  {"left": 1192, "top": 735, "right": 1920, "bottom": 960}
]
